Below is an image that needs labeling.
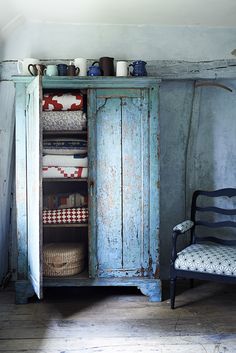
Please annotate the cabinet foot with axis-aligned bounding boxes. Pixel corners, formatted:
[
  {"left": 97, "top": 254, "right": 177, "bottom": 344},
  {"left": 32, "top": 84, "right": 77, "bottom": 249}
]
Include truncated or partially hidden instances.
[
  {"left": 138, "top": 280, "right": 162, "bottom": 302},
  {"left": 15, "top": 280, "right": 35, "bottom": 304}
]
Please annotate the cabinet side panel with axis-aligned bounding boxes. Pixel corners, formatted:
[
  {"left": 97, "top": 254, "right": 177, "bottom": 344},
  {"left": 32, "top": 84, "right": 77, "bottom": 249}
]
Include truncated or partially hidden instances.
[
  {"left": 25, "top": 76, "right": 43, "bottom": 298},
  {"left": 149, "top": 86, "right": 160, "bottom": 277},
  {"left": 15, "top": 83, "right": 28, "bottom": 279},
  {"left": 96, "top": 97, "right": 122, "bottom": 272}
]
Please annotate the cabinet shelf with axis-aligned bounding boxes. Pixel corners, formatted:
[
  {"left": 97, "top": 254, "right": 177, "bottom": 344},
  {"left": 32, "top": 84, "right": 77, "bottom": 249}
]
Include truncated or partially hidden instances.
[
  {"left": 43, "top": 269, "right": 89, "bottom": 283},
  {"left": 43, "top": 223, "right": 88, "bottom": 228},
  {"left": 43, "top": 130, "right": 87, "bottom": 136},
  {"left": 43, "top": 178, "right": 87, "bottom": 182}
]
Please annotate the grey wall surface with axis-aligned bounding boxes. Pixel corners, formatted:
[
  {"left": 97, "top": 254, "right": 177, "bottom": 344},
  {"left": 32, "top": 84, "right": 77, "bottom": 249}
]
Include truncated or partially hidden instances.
[
  {"left": 1, "top": 22, "right": 236, "bottom": 61},
  {"left": 1, "top": 62, "right": 236, "bottom": 282},
  {"left": 160, "top": 79, "right": 236, "bottom": 277}
]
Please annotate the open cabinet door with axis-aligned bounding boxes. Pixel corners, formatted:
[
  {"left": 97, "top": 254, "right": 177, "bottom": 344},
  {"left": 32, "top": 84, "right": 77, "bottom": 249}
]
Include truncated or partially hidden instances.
[{"left": 25, "top": 76, "right": 43, "bottom": 299}]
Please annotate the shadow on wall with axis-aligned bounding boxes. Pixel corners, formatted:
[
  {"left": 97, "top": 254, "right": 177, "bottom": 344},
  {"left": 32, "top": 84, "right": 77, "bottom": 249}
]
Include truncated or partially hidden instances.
[{"left": 159, "top": 79, "right": 236, "bottom": 279}]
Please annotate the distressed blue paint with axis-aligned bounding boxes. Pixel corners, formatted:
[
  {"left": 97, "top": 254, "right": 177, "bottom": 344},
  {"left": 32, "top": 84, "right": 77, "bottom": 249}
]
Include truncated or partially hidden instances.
[
  {"left": 15, "top": 83, "right": 28, "bottom": 279},
  {"left": 149, "top": 85, "right": 160, "bottom": 277},
  {"left": 140, "top": 90, "right": 151, "bottom": 273},
  {"left": 138, "top": 280, "right": 162, "bottom": 302},
  {"left": 14, "top": 77, "right": 161, "bottom": 302},
  {"left": 43, "top": 277, "right": 162, "bottom": 302},
  {"left": 0, "top": 82, "right": 15, "bottom": 283},
  {"left": 13, "top": 76, "right": 160, "bottom": 89},
  {"left": 92, "top": 88, "right": 160, "bottom": 282},
  {"left": 95, "top": 94, "right": 122, "bottom": 271},
  {"left": 87, "top": 89, "right": 98, "bottom": 278},
  {"left": 122, "top": 93, "right": 148, "bottom": 271},
  {"left": 25, "top": 76, "right": 43, "bottom": 299}
]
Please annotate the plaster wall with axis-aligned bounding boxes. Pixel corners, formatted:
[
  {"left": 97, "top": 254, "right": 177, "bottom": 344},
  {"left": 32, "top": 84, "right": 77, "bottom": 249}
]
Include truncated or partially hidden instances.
[{"left": 1, "top": 21, "right": 236, "bottom": 61}]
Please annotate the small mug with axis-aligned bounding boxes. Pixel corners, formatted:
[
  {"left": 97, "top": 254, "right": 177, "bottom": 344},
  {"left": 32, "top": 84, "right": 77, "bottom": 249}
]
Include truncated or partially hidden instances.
[
  {"left": 17, "top": 58, "right": 40, "bottom": 75},
  {"left": 45, "top": 64, "right": 58, "bottom": 76},
  {"left": 28, "top": 64, "right": 46, "bottom": 76},
  {"left": 57, "top": 64, "right": 68, "bottom": 76},
  {"left": 116, "top": 61, "right": 128, "bottom": 77},
  {"left": 67, "top": 64, "right": 79, "bottom": 76}
]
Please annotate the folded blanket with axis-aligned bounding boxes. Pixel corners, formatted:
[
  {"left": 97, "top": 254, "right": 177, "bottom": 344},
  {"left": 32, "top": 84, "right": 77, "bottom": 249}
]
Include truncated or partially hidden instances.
[
  {"left": 43, "top": 139, "right": 87, "bottom": 155},
  {"left": 42, "top": 111, "right": 86, "bottom": 131},
  {"left": 42, "top": 92, "right": 83, "bottom": 111},
  {"left": 44, "top": 192, "right": 88, "bottom": 209},
  {"left": 43, "top": 154, "right": 88, "bottom": 167},
  {"left": 43, "top": 207, "right": 88, "bottom": 224},
  {"left": 42, "top": 166, "right": 88, "bottom": 179}
]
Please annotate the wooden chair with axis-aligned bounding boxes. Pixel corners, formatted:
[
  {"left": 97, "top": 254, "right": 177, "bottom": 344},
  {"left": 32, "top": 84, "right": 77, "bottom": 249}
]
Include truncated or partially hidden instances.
[{"left": 170, "top": 188, "right": 236, "bottom": 309}]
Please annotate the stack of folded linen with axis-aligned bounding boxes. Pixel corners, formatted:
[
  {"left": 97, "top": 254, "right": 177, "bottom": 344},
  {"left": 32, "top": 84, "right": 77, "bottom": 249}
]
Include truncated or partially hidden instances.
[
  {"left": 42, "top": 138, "right": 88, "bottom": 179},
  {"left": 42, "top": 92, "right": 86, "bottom": 131}
]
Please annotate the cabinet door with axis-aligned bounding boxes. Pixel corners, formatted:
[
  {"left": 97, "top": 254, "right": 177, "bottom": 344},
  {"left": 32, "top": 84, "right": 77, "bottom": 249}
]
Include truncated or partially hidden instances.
[
  {"left": 25, "top": 76, "right": 43, "bottom": 298},
  {"left": 88, "top": 88, "right": 159, "bottom": 278}
]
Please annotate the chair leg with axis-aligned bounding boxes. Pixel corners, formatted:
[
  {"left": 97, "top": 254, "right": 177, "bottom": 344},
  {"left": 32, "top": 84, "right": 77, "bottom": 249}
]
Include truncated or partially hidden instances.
[{"left": 170, "top": 278, "right": 176, "bottom": 309}]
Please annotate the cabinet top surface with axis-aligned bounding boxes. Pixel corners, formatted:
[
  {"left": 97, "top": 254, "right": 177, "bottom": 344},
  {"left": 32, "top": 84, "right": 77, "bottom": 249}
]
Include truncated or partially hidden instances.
[{"left": 12, "top": 75, "right": 161, "bottom": 89}]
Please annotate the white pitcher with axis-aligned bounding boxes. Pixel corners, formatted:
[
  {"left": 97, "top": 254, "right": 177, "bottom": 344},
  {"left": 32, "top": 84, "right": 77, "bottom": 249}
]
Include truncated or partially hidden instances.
[
  {"left": 73, "top": 58, "right": 87, "bottom": 76},
  {"left": 17, "top": 58, "right": 40, "bottom": 75}
]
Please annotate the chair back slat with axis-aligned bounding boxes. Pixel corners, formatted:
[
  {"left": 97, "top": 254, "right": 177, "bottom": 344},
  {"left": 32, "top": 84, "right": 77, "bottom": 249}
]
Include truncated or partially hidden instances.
[
  {"left": 191, "top": 188, "right": 236, "bottom": 245},
  {"left": 196, "top": 236, "right": 236, "bottom": 245},
  {"left": 196, "top": 206, "right": 236, "bottom": 215},
  {"left": 195, "top": 220, "right": 236, "bottom": 228}
]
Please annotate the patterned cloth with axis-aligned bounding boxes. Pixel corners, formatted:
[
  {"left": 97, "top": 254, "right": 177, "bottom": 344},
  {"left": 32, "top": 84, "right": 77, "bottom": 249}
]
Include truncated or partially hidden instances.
[
  {"left": 42, "top": 154, "right": 88, "bottom": 167},
  {"left": 173, "top": 220, "right": 194, "bottom": 233},
  {"left": 42, "top": 111, "right": 87, "bottom": 131},
  {"left": 175, "top": 243, "right": 236, "bottom": 276},
  {"left": 43, "top": 207, "right": 88, "bottom": 224},
  {"left": 42, "top": 166, "right": 88, "bottom": 179},
  {"left": 43, "top": 138, "right": 87, "bottom": 155},
  {"left": 42, "top": 93, "right": 83, "bottom": 111}
]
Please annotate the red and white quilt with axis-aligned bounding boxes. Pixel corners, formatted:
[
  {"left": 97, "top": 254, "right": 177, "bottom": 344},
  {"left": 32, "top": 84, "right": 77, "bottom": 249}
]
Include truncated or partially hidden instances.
[
  {"left": 42, "top": 166, "right": 88, "bottom": 179},
  {"left": 43, "top": 207, "right": 88, "bottom": 224},
  {"left": 42, "top": 92, "right": 83, "bottom": 111}
]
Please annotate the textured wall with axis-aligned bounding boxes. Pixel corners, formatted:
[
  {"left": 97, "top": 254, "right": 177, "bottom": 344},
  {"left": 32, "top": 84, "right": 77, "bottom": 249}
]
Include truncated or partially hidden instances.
[
  {"left": 1, "top": 22, "right": 236, "bottom": 61},
  {"left": 159, "top": 79, "right": 236, "bottom": 277}
]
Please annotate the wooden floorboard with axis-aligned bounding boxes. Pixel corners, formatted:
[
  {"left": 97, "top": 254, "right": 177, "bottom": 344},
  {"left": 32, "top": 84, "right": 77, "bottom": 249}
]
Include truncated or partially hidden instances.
[{"left": 0, "top": 282, "right": 235, "bottom": 352}]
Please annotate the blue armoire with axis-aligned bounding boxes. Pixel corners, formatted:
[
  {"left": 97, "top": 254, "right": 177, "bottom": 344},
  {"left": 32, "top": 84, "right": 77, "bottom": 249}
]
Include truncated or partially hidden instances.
[{"left": 14, "top": 76, "right": 161, "bottom": 303}]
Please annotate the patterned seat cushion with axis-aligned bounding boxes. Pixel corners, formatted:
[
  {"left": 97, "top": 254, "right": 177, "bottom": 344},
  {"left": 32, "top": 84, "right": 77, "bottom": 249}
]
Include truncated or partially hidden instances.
[{"left": 174, "top": 243, "right": 236, "bottom": 276}]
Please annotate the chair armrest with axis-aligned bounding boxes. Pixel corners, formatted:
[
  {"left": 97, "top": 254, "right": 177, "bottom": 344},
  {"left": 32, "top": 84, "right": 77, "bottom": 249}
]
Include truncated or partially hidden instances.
[
  {"left": 173, "top": 220, "right": 194, "bottom": 234},
  {"left": 171, "top": 220, "right": 194, "bottom": 264}
]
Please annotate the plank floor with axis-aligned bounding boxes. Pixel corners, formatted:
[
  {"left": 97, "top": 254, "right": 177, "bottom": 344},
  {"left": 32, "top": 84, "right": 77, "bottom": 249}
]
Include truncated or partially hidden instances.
[{"left": 0, "top": 281, "right": 235, "bottom": 353}]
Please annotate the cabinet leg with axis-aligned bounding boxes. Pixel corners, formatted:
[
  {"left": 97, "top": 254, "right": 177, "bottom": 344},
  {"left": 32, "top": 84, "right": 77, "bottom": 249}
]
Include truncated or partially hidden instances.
[
  {"left": 15, "top": 280, "right": 35, "bottom": 304},
  {"left": 138, "top": 280, "right": 162, "bottom": 302}
]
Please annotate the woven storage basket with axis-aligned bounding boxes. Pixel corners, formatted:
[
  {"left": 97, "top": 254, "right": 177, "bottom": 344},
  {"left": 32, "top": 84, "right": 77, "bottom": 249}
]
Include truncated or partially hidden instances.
[{"left": 43, "top": 242, "right": 85, "bottom": 277}]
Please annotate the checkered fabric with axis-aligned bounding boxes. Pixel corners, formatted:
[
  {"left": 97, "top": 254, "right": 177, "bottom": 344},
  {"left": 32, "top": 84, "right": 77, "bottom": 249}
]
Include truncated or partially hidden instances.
[{"left": 43, "top": 207, "right": 88, "bottom": 224}]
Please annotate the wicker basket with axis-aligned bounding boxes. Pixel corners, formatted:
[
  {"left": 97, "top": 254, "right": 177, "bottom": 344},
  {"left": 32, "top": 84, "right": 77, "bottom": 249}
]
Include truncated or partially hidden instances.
[{"left": 43, "top": 242, "right": 86, "bottom": 277}]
